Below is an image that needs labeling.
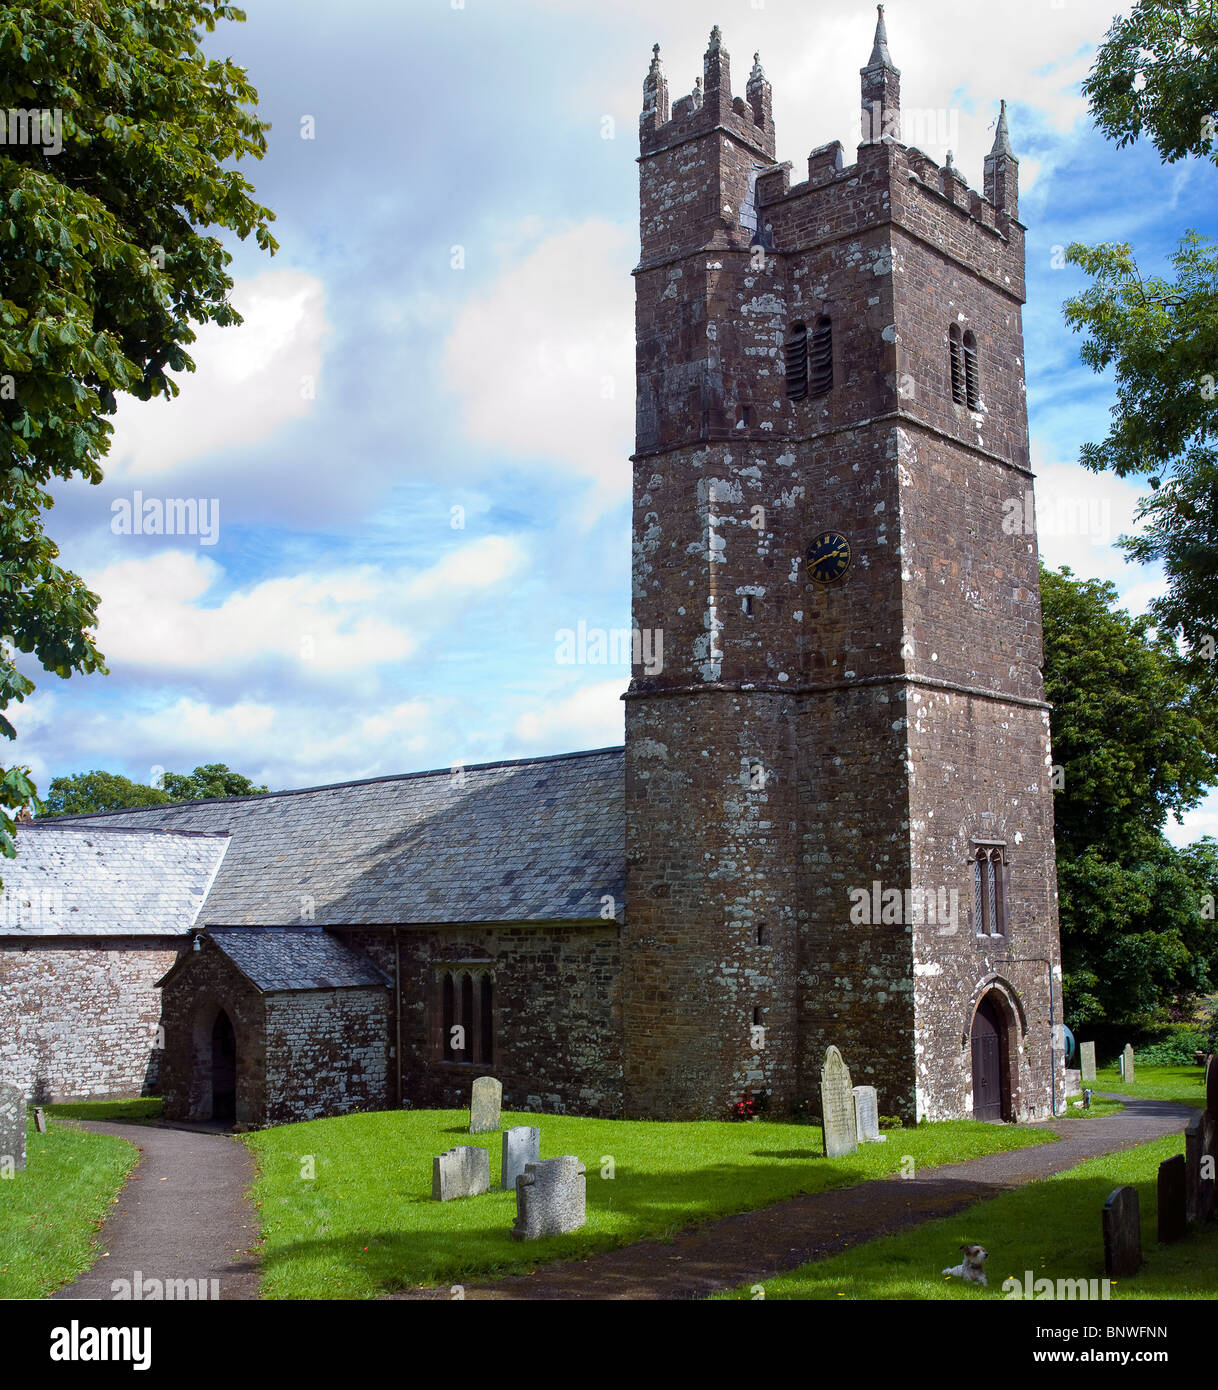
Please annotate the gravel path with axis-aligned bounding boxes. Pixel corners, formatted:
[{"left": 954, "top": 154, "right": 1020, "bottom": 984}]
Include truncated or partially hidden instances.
[
  {"left": 51, "top": 1121, "right": 260, "bottom": 1302},
  {"left": 393, "top": 1093, "right": 1195, "bottom": 1301}
]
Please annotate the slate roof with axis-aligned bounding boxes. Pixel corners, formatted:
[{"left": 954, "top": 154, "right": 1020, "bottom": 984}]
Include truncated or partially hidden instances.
[
  {"left": 0, "top": 824, "right": 230, "bottom": 937},
  {"left": 196, "top": 928, "right": 392, "bottom": 993},
  {"left": 54, "top": 747, "right": 625, "bottom": 928}
]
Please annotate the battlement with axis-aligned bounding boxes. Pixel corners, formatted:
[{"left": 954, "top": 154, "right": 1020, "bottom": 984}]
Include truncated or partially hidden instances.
[
  {"left": 639, "top": 28, "right": 775, "bottom": 161},
  {"left": 639, "top": 12, "right": 1020, "bottom": 265}
]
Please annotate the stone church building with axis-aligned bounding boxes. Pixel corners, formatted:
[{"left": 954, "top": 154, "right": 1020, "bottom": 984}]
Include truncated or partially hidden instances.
[{"left": 0, "top": 13, "right": 1066, "bottom": 1129}]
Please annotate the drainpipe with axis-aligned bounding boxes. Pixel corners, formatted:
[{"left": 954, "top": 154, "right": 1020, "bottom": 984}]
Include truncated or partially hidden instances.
[
  {"left": 394, "top": 928, "right": 403, "bottom": 1110},
  {"left": 995, "top": 955, "right": 1058, "bottom": 1118}
]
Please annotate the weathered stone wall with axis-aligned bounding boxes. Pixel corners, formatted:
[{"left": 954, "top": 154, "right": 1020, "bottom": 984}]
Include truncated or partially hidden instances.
[
  {"left": 386, "top": 924, "right": 622, "bottom": 1117},
  {"left": 0, "top": 937, "right": 184, "bottom": 1102},
  {"left": 263, "top": 987, "right": 390, "bottom": 1126}
]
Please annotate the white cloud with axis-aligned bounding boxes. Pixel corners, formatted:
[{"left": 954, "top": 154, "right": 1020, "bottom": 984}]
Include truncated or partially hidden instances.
[
  {"left": 513, "top": 678, "right": 625, "bottom": 751},
  {"left": 88, "top": 536, "right": 527, "bottom": 678},
  {"left": 105, "top": 270, "right": 329, "bottom": 478},
  {"left": 441, "top": 221, "right": 635, "bottom": 514}
]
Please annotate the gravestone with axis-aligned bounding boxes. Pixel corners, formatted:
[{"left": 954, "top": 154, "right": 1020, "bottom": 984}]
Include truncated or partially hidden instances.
[
  {"left": 1102, "top": 1186, "right": 1141, "bottom": 1277},
  {"left": 1080, "top": 1041, "right": 1096, "bottom": 1083},
  {"left": 1122, "top": 1044, "right": 1135, "bottom": 1084},
  {"left": 501, "top": 1126, "right": 540, "bottom": 1191},
  {"left": 511, "top": 1156, "right": 586, "bottom": 1241},
  {"left": 469, "top": 1076, "right": 502, "bottom": 1134},
  {"left": 0, "top": 1082, "right": 25, "bottom": 1173},
  {"left": 820, "top": 1047, "right": 857, "bottom": 1158},
  {"left": 1185, "top": 1111, "right": 1215, "bottom": 1225},
  {"left": 1157, "top": 1153, "right": 1187, "bottom": 1243},
  {"left": 852, "top": 1085, "right": 885, "bottom": 1143},
  {"left": 33, "top": 1107, "right": 47, "bottom": 1135},
  {"left": 432, "top": 1145, "right": 490, "bottom": 1201},
  {"left": 1207, "top": 1055, "right": 1217, "bottom": 1117}
]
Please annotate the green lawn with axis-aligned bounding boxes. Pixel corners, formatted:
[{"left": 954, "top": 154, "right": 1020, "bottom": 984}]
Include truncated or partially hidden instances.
[
  {"left": 1091, "top": 1064, "right": 1207, "bottom": 1107},
  {"left": 45, "top": 1098, "right": 165, "bottom": 1124},
  {"left": 243, "top": 1109, "right": 1055, "bottom": 1299},
  {"left": 717, "top": 1132, "right": 1215, "bottom": 1300},
  {"left": 0, "top": 1113, "right": 138, "bottom": 1298}
]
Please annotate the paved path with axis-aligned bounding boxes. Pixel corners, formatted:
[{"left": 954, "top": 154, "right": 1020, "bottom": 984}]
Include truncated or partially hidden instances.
[
  {"left": 52, "top": 1121, "right": 260, "bottom": 1301},
  {"left": 394, "top": 1094, "right": 1195, "bottom": 1301}
]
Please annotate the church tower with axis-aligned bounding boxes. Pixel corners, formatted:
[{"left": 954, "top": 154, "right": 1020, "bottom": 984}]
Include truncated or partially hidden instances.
[{"left": 622, "top": 11, "right": 1065, "bottom": 1123}]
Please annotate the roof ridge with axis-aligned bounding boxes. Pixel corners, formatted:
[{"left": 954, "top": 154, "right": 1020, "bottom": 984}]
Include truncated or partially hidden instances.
[
  {"left": 51, "top": 745, "right": 627, "bottom": 820},
  {"left": 21, "top": 823, "right": 232, "bottom": 839}
]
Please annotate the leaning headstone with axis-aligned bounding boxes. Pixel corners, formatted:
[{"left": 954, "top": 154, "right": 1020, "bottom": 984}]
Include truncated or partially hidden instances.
[
  {"left": 0, "top": 1082, "right": 25, "bottom": 1173},
  {"left": 1157, "top": 1154, "right": 1187, "bottom": 1243},
  {"left": 820, "top": 1046, "right": 857, "bottom": 1158},
  {"left": 1065, "top": 1068, "right": 1082, "bottom": 1097},
  {"left": 469, "top": 1076, "right": 502, "bottom": 1134},
  {"left": 1080, "top": 1041, "right": 1096, "bottom": 1082},
  {"left": 1185, "top": 1112, "right": 1215, "bottom": 1225},
  {"left": 432, "top": 1145, "right": 490, "bottom": 1202},
  {"left": 33, "top": 1107, "right": 47, "bottom": 1134},
  {"left": 501, "top": 1125, "right": 540, "bottom": 1191},
  {"left": 1207, "top": 1055, "right": 1217, "bottom": 1116},
  {"left": 1122, "top": 1044, "right": 1135, "bottom": 1084},
  {"left": 1102, "top": 1186, "right": 1141, "bottom": 1276},
  {"left": 511, "top": 1156, "right": 586, "bottom": 1241},
  {"left": 852, "top": 1085, "right": 885, "bottom": 1143}
]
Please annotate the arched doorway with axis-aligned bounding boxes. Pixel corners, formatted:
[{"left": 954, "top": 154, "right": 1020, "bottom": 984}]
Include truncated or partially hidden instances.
[
  {"left": 971, "top": 993, "right": 1009, "bottom": 1121},
  {"left": 211, "top": 1010, "right": 237, "bottom": 1122}
]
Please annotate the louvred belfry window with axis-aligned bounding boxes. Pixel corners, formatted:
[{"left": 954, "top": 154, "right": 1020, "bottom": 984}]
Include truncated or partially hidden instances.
[
  {"left": 963, "top": 330, "right": 980, "bottom": 410},
  {"left": 785, "top": 322, "right": 808, "bottom": 399},
  {"left": 809, "top": 316, "right": 833, "bottom": 396},
  {"left": 949, "top": 324, "right": 966, "bottom": 405}
]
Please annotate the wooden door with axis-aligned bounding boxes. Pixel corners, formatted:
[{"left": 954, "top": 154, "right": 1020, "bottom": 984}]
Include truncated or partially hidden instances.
[{"left": 971, "top": 996, "right": 1003, "bottom": 1121}]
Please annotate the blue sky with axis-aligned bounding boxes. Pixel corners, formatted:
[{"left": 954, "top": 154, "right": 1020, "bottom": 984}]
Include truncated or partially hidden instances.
[{"left": 19, "top": 0, "right": 1218, "bottom": 845}]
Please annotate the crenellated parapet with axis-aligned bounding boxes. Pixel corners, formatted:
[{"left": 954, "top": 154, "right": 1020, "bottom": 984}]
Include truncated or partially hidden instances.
[{"left": 639, "top": 28, "right": 776, "bottom": 160}]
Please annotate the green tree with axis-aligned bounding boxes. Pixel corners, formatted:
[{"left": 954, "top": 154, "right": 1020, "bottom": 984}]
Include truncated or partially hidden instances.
[
  {"left": 42, "top": 768, "right": 169, "bottom": 816},
  {"left": 159, "top": 763, "right": 268, "bottom": 800},
  {"left": 1042, "top": 566, "right": 1218, "bottom": 1028},
  {"left": 0, "top": 1, "right": 277, "bottom": 864},
  {"left": 1063, "top": 1, "right": 1218, "bottom": 666}
]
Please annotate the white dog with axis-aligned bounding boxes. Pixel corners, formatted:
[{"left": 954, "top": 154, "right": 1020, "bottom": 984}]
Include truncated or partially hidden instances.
[{"left": 942, "top": 1243, "right": 988, "bottom": 1285}]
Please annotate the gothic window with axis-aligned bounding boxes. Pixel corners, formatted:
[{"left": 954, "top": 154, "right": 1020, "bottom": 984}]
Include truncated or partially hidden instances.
[
  {"left": 963, "top": 330, "right": 980, "bottom": 410},
  {"left": 434, "top": 966, "right": 494, "bottom": 1065},
  {"left": 971, "top": 844, "right": 1008, "bottom": 937},
  {"left": 949, "top": 324, "right": 966, "bottom": 405},
  {"left": 785, "top": 322, "right": 808, "bottom": 399},
  {"left": 809, "top": 316, "right": 833, "bottom": 396}
]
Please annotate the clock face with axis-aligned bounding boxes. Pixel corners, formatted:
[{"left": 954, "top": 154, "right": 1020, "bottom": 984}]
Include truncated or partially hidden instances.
[{"left": 806, "top": 530, "right": 851, "bottom": 585}]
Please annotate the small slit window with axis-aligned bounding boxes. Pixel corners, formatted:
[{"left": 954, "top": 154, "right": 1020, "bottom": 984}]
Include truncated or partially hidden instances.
[
  {"left": 809, "top": 316, "right": 833, "bottom": 396},
  {"left": 785, "top": 322, "right": 808, "bottom": 400},
  {"left": 949, "top": 324, "right": 966, "bottom": 405},
  {"left": 963, "top": 330, "right": 980, "bottom": 410}
]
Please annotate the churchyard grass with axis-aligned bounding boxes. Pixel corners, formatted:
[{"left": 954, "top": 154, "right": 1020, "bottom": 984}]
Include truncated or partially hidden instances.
[
  {"left": 1062, "top": 1093, "right": 1125, "bottom": 1119},
  {"left": 244, "top": 1109, "right": 1053, "bottom": 1298},
  {"left": 45, "top": 1098, "right": 165, "bottom": 1123},
  {"left": 0, "top": 1113, "right": 138, "bottom": 1298},
  {"left": 1092, "top": 1064, "right": 1206, "bottom": 1107},
  {"left": 715, "top": 1132, "right": 1215, "bottom": 1300}
]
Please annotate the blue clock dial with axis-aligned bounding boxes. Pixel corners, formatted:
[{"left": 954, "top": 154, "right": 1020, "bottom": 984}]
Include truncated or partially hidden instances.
[{"left": 806, "top": 530, "right": 851, "bottom": 585}]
